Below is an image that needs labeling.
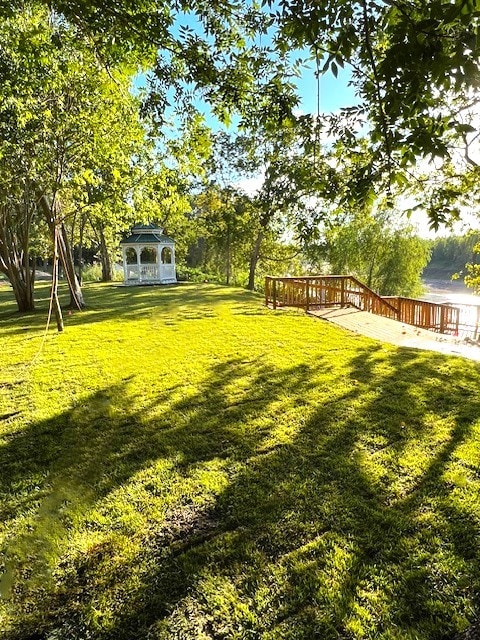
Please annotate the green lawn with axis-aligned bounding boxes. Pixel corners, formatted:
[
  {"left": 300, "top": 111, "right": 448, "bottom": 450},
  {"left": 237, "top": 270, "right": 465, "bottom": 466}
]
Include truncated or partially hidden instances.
[{"left": 1, "top": 282, "right": 479, "bottom": 639}]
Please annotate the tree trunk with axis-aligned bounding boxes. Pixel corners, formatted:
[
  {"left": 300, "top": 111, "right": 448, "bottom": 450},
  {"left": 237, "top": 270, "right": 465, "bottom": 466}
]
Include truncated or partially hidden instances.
[
  {"left": 366, "top": 245, "right": 381, "bottom": 290},
  {"left": 36, "top": 191, "right": 85, "bottom": 309},
  {"left": 226, "top": 226, "right": 231, "bottom": 286},
  {"left": 78, "top": 213, "right": 86, "bottom": 285},
  {"left": 248, "top": 229, "right": 264, "bottom": 291},
  {"left": 98, "top": 226, "right": 113, "bottom": 282},
  {"left": 59, "top": 222, "right": 85, "bottom": 308},
  {"left": 51, "top": 233, "right": 64, "bottom": 332},
  {"left": 5, "top": 268, "right": 35, "bottom": 311},
  {"left": 0, "top": 202, "right": 36, "bottom": 312}
]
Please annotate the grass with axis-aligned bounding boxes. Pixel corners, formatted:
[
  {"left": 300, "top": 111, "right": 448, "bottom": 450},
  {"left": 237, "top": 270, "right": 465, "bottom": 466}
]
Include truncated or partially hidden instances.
[{"left": 0, "top": 281, "right": 480, "bottom": 639}]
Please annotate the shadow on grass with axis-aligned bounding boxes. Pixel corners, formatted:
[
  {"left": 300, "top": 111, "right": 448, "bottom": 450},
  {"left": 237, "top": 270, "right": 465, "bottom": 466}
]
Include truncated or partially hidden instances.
[
  {"left": 1, "top": 347, "right": 480, "bottom": 639},
  {"left": 0, "top": 282, "right": 271, "bottom": 340},
  {"left": 75, "top": 282, "right": 271, "bottom": 325},
  {"left": 79, "top": 283, "right": 267, "bottom": 323}
]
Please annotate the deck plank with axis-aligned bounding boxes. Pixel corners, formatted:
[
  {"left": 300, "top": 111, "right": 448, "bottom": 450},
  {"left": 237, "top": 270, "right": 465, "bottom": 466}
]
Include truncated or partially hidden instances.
[{"left": 308, "top": 307, "right": 480, "bottom": 361}]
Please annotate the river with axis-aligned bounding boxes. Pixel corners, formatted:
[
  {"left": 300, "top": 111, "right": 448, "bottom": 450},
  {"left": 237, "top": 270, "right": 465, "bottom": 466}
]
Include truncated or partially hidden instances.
[
  {"left": 421, "top": 278, "right": 480, "bottom": 306},
  {"left": 421, "top": 278, "right": 480, "bottom": 339}
]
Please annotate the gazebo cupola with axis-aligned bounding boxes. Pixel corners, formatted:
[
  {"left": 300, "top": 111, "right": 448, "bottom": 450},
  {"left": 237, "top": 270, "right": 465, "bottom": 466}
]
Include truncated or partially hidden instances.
[{"left": 120, "top": 223, "right": 177, "bottom": 285}]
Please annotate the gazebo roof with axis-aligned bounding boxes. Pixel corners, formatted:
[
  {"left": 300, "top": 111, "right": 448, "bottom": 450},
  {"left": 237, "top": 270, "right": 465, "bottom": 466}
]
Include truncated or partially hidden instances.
[{"left": 120, "top": 223, "right": 174, "bottom": 245}]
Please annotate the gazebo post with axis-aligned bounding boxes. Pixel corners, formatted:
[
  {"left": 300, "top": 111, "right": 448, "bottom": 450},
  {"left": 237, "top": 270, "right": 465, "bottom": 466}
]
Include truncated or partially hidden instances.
[
  {"left": 137, "top": 247, "right": 142, "bottom": 282},
  {"left": 157, "top": 245, "right": 162, "bottom": 281},
  {"left": 122, "top": 247, "right": 127, "bottom": 282}
]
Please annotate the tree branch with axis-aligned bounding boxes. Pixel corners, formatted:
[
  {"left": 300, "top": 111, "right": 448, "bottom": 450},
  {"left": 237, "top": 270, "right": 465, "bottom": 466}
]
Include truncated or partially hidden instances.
[{"left": 360, "top": 0, "right": 394, "bottom": 185}]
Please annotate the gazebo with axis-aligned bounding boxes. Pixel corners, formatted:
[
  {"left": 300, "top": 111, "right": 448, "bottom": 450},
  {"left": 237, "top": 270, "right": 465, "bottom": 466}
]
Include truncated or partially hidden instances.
[{"left": 120, "top": 224, "right": 177, "bottom": 285}]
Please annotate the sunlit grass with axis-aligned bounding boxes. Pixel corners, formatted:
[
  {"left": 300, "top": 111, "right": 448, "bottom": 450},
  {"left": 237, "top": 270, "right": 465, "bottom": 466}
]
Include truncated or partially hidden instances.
[{"left": 0, "top": 281, "right": 479, "bottom": 639}]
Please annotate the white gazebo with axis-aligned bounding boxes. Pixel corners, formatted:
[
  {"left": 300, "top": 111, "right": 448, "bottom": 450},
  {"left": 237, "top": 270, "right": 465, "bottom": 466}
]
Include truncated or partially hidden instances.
[{"left": 120, "top": 224, "right": 177, "bottom": 285}]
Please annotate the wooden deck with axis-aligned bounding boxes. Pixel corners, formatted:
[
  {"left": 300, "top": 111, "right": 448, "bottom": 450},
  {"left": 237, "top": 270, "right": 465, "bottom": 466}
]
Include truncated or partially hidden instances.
[
  {"left": 309, "top": 307, "right": 480, "bottom": 361},
  {"left": 265, "top": 275, "right": 480, "bottom": 339}
]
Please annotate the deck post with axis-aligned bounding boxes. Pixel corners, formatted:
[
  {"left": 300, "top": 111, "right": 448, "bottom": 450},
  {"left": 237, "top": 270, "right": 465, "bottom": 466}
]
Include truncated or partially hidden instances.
[
  {"left": 439, "top": 305, "right": 445, "bottom": 334},
  {"left": 272, "top": 279, "right": 277, "bottom": 310},
  {"left": 305, "top": 280, "right": 310, "bottom": 310},
  {"left": 340, "top": 278, "right": 345, "bottom": 308}
]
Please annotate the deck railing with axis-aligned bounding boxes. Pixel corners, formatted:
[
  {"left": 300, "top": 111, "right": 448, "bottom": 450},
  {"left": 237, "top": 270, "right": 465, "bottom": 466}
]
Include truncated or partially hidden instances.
[
  {"left": 382, "top": 296, "right": 460, "bottom": 335},
  {"left": 457, "top": 304, "right": 480, "bottom": 339},
  {"left": 265, "top": 275, "right": 478, "bottom": 337},
  {"left": 265, "top": 275, "right": 399, "bottom": 320}
]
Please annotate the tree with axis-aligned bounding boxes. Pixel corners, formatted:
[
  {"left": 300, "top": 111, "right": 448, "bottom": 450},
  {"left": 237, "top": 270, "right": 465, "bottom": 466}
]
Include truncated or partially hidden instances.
[
  {"left": 7, "top": 1, "right": 479, "bottom": 183},
  {"left": 0, "top": 7, "right": 148, "bottom": 310},
  {"left": 465, "top": 251, "right": 480, "bottom": 293},
  {"left": 206, "top": 128, "right": 319, "bottom": 290},
  {"left": 4, "top": 0, "right": 480, "bottom": 306},
  {"left": 69, "top": 94, "right": 148, "bottom": 283},
  {"left": 189, "top": 185, "right": 256, "bottom": 285},
  {"left": 299, "top": 138, "right": 432, "bottom": 296},
  {"left": 427, "top": 233, "right": 480, "bottom": 277},
  {"left": 272, "top": 2, "right": 480, "bottom": 157},
  {"left": 0, "top": 182, "right": 37, "bottom": 312},
  {"left": 461, "top": 234, "right": 480, "bottom": 294},
  {"left": 310, "top": 210, "right": 430, "bottom": 297}
]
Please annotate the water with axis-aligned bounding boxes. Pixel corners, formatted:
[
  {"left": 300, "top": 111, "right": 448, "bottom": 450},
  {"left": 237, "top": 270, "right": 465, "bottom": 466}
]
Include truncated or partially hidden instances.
[
  {"left": 421, "top": 278, "right": 480, "bottom": 339},
  {"left": 421, "top": 278, "right": 480, "bottom": 306}
]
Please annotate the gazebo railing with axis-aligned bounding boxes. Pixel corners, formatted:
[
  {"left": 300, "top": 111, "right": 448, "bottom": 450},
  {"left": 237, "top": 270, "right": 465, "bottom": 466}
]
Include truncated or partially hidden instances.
[
  {"left": 126, "top": 264, "right": 158, "bottom": 281},
  {"left": 126, "top": 265, "right": 139, "bottom": 280},
  {"left": 140, "top": 264, "right": 158, "bottom": 279}
]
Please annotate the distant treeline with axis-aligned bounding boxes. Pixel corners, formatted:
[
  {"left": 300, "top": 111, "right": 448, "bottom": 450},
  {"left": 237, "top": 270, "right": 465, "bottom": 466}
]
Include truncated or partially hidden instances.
[{"left": 425, "top": 233, "right": 480, "bottom": 279}]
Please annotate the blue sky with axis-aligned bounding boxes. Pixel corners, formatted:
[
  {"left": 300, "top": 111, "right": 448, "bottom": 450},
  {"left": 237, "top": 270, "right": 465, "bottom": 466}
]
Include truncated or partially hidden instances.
[
  {"left": 161, "top": 62, "right": 358, "bottom": 134},
  {"left": 134, "top": 9, "right": 458, "bottom": 239},
  {"left": 296, "top": 63, "right": 357, "bottom": 115},
  {"left": 136, "top": 62, "right": 357, "bottom": 133},
  {"left": 137, "top": 5, "right": 359, "bottom": 129}
]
